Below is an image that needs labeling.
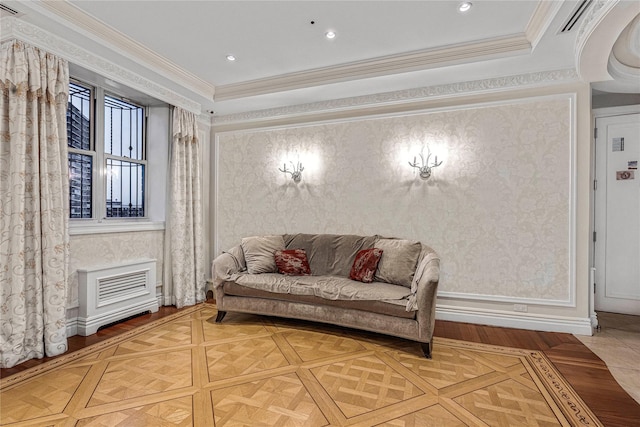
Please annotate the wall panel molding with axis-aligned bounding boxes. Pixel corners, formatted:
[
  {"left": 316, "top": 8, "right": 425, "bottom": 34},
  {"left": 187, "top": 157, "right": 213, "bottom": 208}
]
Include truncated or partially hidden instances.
[
  {"left": 437, "top": 290, "right": 576, "bottom": 308},
  {"left": 215, "top": 94, "right": 577, "bottom": 307}
]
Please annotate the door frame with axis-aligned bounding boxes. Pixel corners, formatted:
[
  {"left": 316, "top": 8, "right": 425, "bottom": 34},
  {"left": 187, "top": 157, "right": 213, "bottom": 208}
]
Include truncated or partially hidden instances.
[{"left": 591, "top": 104, "right": 640, "bottom": 327}]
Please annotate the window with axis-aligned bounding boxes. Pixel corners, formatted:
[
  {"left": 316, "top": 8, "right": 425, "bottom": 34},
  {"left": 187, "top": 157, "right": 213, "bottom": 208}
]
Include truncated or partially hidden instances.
[
  {"left": 67, "top": 80, "right": 147, "bottom": 220},
  {"left": 104, "top": 95, "right": 146, "bottom": 218},
  {"left": 67, "top": 82, "right": 93, "bottom": 219}
]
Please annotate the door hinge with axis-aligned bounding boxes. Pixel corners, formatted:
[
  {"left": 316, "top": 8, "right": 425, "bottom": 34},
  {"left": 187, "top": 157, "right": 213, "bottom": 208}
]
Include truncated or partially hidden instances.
[
  {"left": 593, "top": 231, "right": 597, "bottom": 242},
  {"left": 594, "top": 179, "right": 597, "bottom": 190},
  {"left": 594, "top": 127, "right": 598, "bottom": 139},
  {"left": 594, "top": 282, "right": 596, "bottom": 294}
]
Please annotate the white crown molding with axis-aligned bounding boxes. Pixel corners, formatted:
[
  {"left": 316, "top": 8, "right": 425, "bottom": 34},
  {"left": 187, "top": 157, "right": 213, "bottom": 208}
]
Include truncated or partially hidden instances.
[
  {"left": 575, "top": 0, "right": 614, "bottom": 54},
  {"left": 213, "top": 68, "right": 579, "bottom": 125},
  {"left": 1, "top": 16, "right": 201, "bottom": 114},
  {"left": 525, "top": 0, "right": 564, "bottom": 49},
  {"left": 214, "top": 2, "right": 557, "bottom": 102},
  {"left": 30, "top": 0, "right": 215, "bottom": 101},
  {"left": 215, "top": 34, "right": 532, "bottom": 102},
  {"left": 576, "top": 0, "right": 640, "bottom": 83},
  {"left": 197, "top": 113, "right": 213, "bottom": 129}
]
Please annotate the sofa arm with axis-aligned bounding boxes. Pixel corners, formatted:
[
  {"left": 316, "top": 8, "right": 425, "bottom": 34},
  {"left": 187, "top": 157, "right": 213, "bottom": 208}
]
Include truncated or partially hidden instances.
[
  {"left": 211, "top": 245, "right": 245, "bottom": 289},
  {"left": 410, "top": 253, "right": 440, "bottom": 342}
]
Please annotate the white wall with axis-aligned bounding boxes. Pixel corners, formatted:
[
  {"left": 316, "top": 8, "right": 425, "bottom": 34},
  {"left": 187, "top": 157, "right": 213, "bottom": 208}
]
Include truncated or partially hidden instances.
[
  {"left": 147, "top": 106, "right": 171, "bottom": 222},
  {"left": 213, "top": 83, "right": 593, "bottom": 334}
]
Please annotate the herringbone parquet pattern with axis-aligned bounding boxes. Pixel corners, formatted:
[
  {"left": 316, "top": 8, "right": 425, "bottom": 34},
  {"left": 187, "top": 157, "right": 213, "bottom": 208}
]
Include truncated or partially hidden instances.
[{"left": 0, "top": 304, "right": 603, "bottom": 426}]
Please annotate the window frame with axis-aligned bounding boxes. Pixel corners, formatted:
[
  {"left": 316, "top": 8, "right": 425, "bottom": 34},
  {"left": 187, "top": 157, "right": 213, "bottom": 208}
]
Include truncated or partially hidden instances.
[
  {"left": 67, "top": 79, "right": 96, "bottom": 220},
  {"left": 68, "top": 79, "right": 151, "bottom": 227},
  {"left": 102, "top": 91, "right": 148, "bottom": 219}
]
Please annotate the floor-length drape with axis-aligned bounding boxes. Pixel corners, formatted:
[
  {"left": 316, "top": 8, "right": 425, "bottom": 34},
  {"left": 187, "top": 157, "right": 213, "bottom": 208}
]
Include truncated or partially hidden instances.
[
  {"left": 164, "top": 107, "right": 205, "bottom": 308},
  {"left": 0, "top": 40, "right": 70, "bottom": 368}
]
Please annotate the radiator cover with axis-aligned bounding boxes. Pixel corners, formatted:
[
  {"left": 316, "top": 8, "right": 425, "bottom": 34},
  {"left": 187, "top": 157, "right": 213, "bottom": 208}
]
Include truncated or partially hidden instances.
[{"left": 77, "top": 258, "right": 159, "bottom": 336}]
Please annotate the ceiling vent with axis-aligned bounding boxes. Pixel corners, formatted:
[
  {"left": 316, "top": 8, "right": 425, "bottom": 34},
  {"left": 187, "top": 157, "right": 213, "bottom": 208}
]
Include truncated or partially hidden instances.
[
  {"left": 559, "top": 0, "right": 592, "bottom": 33},
  {"left": 0, "top": 3, "right": 20, "bottom": 16}
]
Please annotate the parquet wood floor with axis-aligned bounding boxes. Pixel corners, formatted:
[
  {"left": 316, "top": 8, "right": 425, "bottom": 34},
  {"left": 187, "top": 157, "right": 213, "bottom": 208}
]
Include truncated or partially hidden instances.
[{"left": 1, "top": 303, "right": 627, "bottom": 427}]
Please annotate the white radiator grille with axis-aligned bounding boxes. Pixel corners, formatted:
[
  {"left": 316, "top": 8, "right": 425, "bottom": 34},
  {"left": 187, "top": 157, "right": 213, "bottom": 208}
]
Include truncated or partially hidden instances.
[
  {"left": 98, "top": 270, "right": 148, "bottom": 304},
  {"left": 77, "top": 259, "right": 159, "bottom": 336}
]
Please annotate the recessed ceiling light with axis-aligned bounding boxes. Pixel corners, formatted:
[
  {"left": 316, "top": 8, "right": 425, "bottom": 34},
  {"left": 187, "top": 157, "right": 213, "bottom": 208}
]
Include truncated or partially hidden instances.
[
  {"left": 325, "top": 31, "right": 336, "bottom": 39},
  {"left": 458, "top": 2, "right": 472, "bottom": 12},
  {"left": 226, "top": 55, "right": 236, "bottom": 61}
]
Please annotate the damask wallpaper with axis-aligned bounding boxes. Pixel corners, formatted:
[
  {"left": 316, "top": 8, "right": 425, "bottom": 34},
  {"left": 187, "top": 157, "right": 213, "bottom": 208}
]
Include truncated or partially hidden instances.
[
  {"left": 67, "top": 231, "right": 164, "bottom": 307},
  {"left": 216, "top": 96, "right": 573, "bottom": 304}
]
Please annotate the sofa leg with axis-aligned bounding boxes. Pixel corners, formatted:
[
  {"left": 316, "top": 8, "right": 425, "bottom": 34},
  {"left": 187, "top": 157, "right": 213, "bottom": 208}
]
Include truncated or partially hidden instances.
[
  {"left": 420, "top": 341, "right": 432, "bottom": 359},
  {"left": 215, "top": 311, "right": 227, "bottom": 323}
]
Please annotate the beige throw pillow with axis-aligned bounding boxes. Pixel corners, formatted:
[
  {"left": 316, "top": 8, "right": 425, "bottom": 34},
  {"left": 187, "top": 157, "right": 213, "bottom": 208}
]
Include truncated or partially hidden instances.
[
  {"left": 241, "top": 235, "right": 285, "bottom": 274},
  {"left": 374, "top": 238, "right": 421, "bottom": 288}
]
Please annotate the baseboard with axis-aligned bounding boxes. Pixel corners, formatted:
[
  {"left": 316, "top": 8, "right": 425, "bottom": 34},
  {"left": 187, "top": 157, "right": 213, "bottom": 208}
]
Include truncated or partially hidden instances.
[
  {"left": 65, "top": 300, "right": 592, "bottom": 337},
  {"left": 590, "top": 312, "right": 599, "bottom": 329},
  {"left": 66, "top": 306, "right": 78, "bottom": 337},
  {"left": 66, "top": 319, "right": 78, "bottom": 337},
  {"left": 436, "top": 304, "right": 593, "bottom": 336},
  {"left": 76, "top": 299, "right": 159, "bottom": 336},
  {"left": 156, "top": 282, "right": 163, "bottom": 307}
]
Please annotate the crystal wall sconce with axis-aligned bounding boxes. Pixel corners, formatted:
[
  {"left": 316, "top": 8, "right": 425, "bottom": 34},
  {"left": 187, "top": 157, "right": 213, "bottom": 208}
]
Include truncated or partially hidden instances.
[
  {"left": 408, "top": 149, "right": 442, "bottom": 180},
  {"left": 279, "top": 161, "right": 304, "bottom": 183}
]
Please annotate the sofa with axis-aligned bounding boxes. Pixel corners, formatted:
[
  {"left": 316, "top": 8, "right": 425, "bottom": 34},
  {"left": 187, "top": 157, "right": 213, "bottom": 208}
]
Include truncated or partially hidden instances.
[{"left": 212, "top": 233, "right": 440, "bottom": 358}]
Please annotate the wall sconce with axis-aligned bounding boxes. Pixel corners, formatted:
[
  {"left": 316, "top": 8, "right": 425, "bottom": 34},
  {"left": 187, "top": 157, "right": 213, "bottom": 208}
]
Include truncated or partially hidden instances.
[
  {"left": 408, "top": 149, "right": 442, "bottom": 180},
  {"left": 279, "top": 161, "right": 304, "bottom": 183}
]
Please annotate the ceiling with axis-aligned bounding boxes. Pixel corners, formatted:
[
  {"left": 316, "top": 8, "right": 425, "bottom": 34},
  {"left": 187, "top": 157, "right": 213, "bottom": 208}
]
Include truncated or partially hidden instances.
[{"left": 2, "top": 1, "right": 639, "bottom": 117}]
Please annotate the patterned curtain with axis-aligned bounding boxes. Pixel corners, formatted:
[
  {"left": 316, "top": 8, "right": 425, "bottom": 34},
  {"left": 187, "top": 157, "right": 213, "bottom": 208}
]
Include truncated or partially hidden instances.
[
  {"left": 164, "top": 107, "right": 205, "bottom": 308},
  {"left": 0, "top": 40, "right": 70, "bottom": 368}
]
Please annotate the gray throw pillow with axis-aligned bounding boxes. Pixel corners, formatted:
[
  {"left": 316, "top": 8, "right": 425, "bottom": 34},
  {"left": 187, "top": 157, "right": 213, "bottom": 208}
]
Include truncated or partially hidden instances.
[
  {"left": 241, "top": 235, "right": 285, "bottom": 274},
  {"left": 374, "top": 238, "right": 421, "bottom": 288}
]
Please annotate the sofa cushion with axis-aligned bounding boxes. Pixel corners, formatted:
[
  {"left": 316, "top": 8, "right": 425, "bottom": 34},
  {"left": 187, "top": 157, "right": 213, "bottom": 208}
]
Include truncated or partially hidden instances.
[
  {"left": 223, "top": 245, "right": 246, "bottom": 271},
  {"left": 275, "top": 249, "right": 312, "bottom": 276},
  {"left": 223, "top": 281, "right": 416, "bottom": 319},
  {"left": 241, "top": 235, "right": 285, "bottom": 274},
  {"left": 374, "top": 238, "right": 421, "bottom": 288},
  {"left": 232, "top": 273, "right": 412, "bottom": 303},
  {"left": 349, "top": 248, "right": 383, "bottom": 283},
  {"left": 283, "top": 233, "right": 377, "bottom": 276}
]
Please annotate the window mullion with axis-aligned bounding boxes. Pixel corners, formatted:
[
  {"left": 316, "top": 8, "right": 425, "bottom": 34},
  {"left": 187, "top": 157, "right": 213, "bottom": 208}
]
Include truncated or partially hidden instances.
[{"left": 95, "top": 86, "right": 106, "bottom": 221}]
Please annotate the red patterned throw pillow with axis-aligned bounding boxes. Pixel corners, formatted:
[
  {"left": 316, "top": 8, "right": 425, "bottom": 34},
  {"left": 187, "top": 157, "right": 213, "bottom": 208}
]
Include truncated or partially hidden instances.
[
  {"left": 274, "top": 249, "right": 312, "bottom": 276},
  {"left": 349, "top": 248, "right": 383, "bottom": 283}
]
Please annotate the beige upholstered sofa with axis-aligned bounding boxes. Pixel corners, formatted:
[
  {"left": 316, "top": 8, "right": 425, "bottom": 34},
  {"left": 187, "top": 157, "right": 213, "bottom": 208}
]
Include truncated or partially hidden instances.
[{"left": 212, "top": 233, "right": 440, "bottom": 358}]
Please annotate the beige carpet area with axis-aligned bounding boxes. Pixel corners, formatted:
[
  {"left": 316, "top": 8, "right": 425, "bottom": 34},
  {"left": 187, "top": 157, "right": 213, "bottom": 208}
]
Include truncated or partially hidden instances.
[{"left": 0, "top": 304, "right": 603, "bottom": 426}]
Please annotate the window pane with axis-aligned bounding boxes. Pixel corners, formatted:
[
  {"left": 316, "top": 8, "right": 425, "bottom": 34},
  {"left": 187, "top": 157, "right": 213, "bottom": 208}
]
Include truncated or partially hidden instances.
[
  {"left": 104, "top": 96, "right": 144, "bottom": 160},
  {"left": 68, "top": 82, "right": 92, "bottom": 220},
  {"left": 68, "top": 153, "right": 92, "bottom": 218},
  {"left": 67, "top": 83, "right": 91, "bottom": 150},
  {"left": 106, "top": 159, "right": 145, "bottom": 218}
]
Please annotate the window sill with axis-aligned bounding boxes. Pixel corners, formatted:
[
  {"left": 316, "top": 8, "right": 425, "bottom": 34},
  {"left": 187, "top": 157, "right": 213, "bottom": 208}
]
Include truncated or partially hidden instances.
[{"left": 69, "top": 220, "right": 165, "bottom": 236}]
